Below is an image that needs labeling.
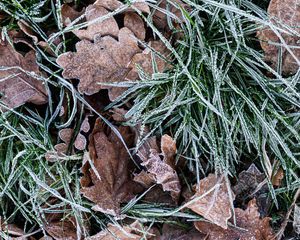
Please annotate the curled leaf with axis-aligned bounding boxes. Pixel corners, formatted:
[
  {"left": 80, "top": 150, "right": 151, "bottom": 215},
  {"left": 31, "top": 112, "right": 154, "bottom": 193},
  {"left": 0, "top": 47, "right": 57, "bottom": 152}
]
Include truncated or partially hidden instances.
[
  {"left": 134, "top": 134, "right": 181, "bottom": 202},
  {"left": 0, "top": 42, "right": 47, "bottom": 109},
  {"left": 80, "top": 118, "right": 135, "bottom": 215},
  {"left": 233, "top": 164, "right": 265, "bottom": 200},
  {"left": 194, "top": 199, "right": 275, "bottom": 240},
  {"left": 187, "top": 174, "right": 234, "bottom": 229}
]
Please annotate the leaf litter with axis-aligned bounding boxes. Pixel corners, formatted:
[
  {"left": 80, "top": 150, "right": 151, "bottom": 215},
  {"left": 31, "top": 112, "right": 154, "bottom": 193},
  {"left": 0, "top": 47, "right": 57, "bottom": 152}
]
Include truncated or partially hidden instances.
[{"left": 0, "top": 0, "right": 296, "bottom": 239}]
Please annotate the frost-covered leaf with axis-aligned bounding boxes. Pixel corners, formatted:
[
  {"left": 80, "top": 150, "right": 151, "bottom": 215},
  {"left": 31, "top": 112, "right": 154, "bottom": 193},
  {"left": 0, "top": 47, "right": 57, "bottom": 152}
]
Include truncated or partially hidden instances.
[
  {"left": 57, "top": 27, "right": 141, "bottom": 98},
  {"left": 72, "top": 4, "right": 119, "bottom": 41},
  {"left": 233, "top": 164, "right": 265, "bottom": 198},
  {"left": 194, "top": 199, "right": 275, "bottom": 240},
  {"left": 85, "top": 221, "right": 151, "bottom": 240},
  {"left": 124, "top": 12, "right": 145, "bottom": 40},
  {"left": 134, "top": 134, "right": 181, "bottom": 202},
  {"left": 80, "top": 118, "right": 135, "bottom": 215},
  {"left": 257, "top": 0, "right": 300, "bottom": 74},
  {"left": 0, "top": 42, "right": 47, "bottom": 109},
  {"left": 127, "top": 40, "right": 171, "bottom": 81},
  {"left": 187, "top": 174, "right": 234, "bottom": 229},
  {"left": 94, "top": 0, "right": 150, "bottom": 14}
]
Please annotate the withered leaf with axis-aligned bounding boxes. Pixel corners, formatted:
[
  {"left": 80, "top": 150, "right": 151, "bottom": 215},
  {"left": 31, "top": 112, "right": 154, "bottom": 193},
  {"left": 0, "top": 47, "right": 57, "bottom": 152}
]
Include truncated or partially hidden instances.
[
  {"left": 124, "top": 12, "right": 146, "bottom": 40},
  {"left": 194, "top": 199, "right": 275, "bottom": 240},
  {"left": 57, "top": 27, "right": 141, "bottom": 98},
  {"left": 0, "top": 217, "right": 25, "bottom": 238},
  {"left": 134, "top": 134, "right": 181, "bottom": 203},
  {"left": 86, "top": 221, "right": 151, "bottom": 240},
  {"left": 0, "top": 42, "right": 47, "bottom": 109},
  {"left": 44, "top": 211, "right": 79, "bottom": 240},
  {"left": 61, "top": 4, "right": 85, "bottom": 26},
  {"left": 127, "top": 40, "right": 171, "bottom": 81},
  {"left": 257, "top": 0, "right": 300, "bottom": 74},
  {"left": 233, "top": 164, "right": 265, "bottom": 199},
  {"left": 157, "top": 223, "right": 206, "bottom": 240},
  {"left": 272, "top": 167, "right": 284, "bottom": 187},
  {"left": 94, "top": 0, "right": 150, "bottom": 14},
  {"left": 72, "top": 4, "right": 119, "bottom": 41},
  {"left": 153, "top": 0, "right": 187, "bottom": 31},
  {"left": 187, "top": 174, "right": 234, "bottom": 229},
  {"left": 80, "top": 118, "right": 135, "bottom": 215}
]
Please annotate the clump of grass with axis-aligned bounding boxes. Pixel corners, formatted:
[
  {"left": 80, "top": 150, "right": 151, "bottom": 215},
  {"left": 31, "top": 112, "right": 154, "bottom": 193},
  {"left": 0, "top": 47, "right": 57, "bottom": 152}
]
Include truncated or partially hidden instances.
[
  {"left": 112, "top": 0, "right": 300, "bottom": 203},
  {"left": 0, "top": 109, "right": 91, "bottom": 236}
]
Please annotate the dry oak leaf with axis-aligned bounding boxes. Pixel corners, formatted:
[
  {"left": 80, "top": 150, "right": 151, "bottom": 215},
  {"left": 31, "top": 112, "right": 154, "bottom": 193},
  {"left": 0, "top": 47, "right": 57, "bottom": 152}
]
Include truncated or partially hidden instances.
[
  {"left": 61, "top": 4, "right": 85, "bottom": 26},
  {"left": 134, "top": 134, "right": 181, "bottom": 202},
  {"left": 156, "top": 223, "right": 206, "bottom": 240},
  {"left": 153, "top": 0, "right": 187, "bottom": 31},
  {"left": 72, "top": 4, "right": 119, "bottom": 41},
  {"left": 0, "top": 217, "right": 25, "bottom": 238},
  {"left": 80, "top": 118, "right": 135, "bottom": 215},
  {"left": 47, "top": 117, "right": 91, "bottom": 161},
  {"left": 187, "top": 174, "right": 234, "bottom": 229},
  {"left": 257, "top": 0, "right": 300, "bottom": 74},
  {"left": 0, "top": 42, "right": 47, "bottom": 109},
  {"left": 44, "top": 212, "right": 78, "bottom": 240},
  {"left": 94, "top": 0, "right": 150, "bottom": 14},
  {"left": 233, "top": 164, "right": 265, "bottom": 199},
  {"left": 57, "top": 27, "right": 141, "bottom": 97},
  {"left": 124, "top": 12, "right": 146, "bottom": 40},
  {"left": 194, "top": 199, "right": 275, "bottom": 240},
  {"left": 86, "top": 221, "right": 154, "bottom": 240},
  {"left": 127, "top": 40, "right": 171, "bottom": 81}
]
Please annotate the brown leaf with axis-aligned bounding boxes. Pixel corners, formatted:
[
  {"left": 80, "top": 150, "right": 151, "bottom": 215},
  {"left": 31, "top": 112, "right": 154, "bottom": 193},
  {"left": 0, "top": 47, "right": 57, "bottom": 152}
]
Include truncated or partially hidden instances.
[
  {"left": 44, "top": 211, "right": 78, "bottom": 240},
  {"left": 94, "top": 0, "right": 150, "bottom": 14},
  {"left": 127, "top": 40, "right": 171, "bottom": 81},
  {"left": 124, "top": 12, "right": 146, "bottom": 40},
  {"left": 233, "top": 164, "right": 265, "bottom": 199},
  {"left": 0, "top": 42, "right": 47, "bottom": 109},
  {"left": 194, "top": 199, "right": 275, "bottom": 240},
  {"left": 86, "top": 221, "right": 153, "bottom": 240},
  {"left": 156, "top": 223, "right": 206, "bottom": 240},
  {"left": 80, "top": 118, "right": 135, "bottom": 215},
  {"left": 187, "top": 174, "right": 234, "bottom": 229},
  {"left": 257, "top": 0, "right": 300, "bottom": 74},
  {"left": 110, "top": 107, "right": 128, "bottom": 122},
  {"left": 134, "top": 134, "right": 181, "bottom": 202},
  {"left": 0, "top": 217, "right": 25, "bottom": 238},
  {"left": 61, "top": 4, "right": 85, "bottom": 26},
  {"left": 153, "top": 0, "right": 186, "bottom": 31},
  {"left": 72, "top": 4, "right": 119, "bottom": 41},
  {"left": 44, "top": 220, "right": 77, "bottom": 240},
  {"left": 57, "top": 27, "right": 141, "bottom": 98},
  {"left": 272, "top": 167, "right": 284, "bottom": 187}
]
